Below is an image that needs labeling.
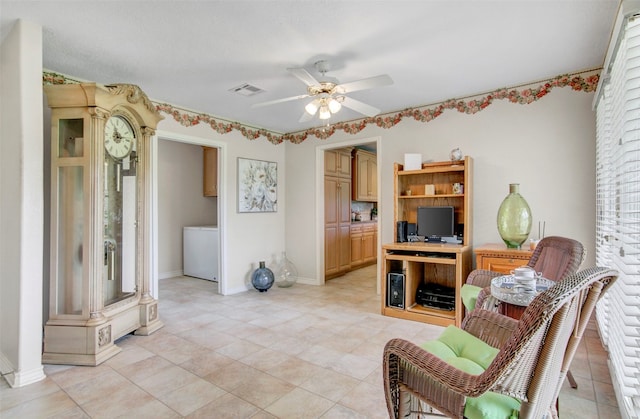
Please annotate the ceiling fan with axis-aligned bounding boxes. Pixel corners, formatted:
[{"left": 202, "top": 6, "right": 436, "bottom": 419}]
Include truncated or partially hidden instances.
[{"left": 252, "top": 60, "right": 393, "bottom": 122}]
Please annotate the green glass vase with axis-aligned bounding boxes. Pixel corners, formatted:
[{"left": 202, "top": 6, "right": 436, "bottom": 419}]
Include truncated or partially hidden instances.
[{"left": 497, "top": 184, "right": 532, "bottom": 249}]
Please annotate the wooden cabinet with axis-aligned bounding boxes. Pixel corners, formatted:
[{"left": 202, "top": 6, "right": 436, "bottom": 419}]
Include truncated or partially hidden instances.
[
  {"left": 350, "top": 222, "right": 377, "bottom": 268},
  {"left": 203, "top": 146, "right": 218, "bottom": 197},
  {"left": 325, "top": 148, "right": 353, "bottom": 279},
  {"left": 363, "top": 223, "right": 377, "bottom": 264},
  {"left": 325, "top": 175, "right": 352, "bottom": 279},
  {"left": 381, "top": 243, "right": 472, "bottom": 327},
  {"left": 474, "top": 244, "right": 533, "bottom": 274},
  {"left": 381, "top": 157, "right": 473, "bottom": 327},
  {"left": 352, "top": 149, "right": 377, "bottom": 202},
  {"left": 325, "top": 147, "right": 352, "bottom": 178},
  {"left": 351, "top": 225, "right": 364, "bottom": 265}
]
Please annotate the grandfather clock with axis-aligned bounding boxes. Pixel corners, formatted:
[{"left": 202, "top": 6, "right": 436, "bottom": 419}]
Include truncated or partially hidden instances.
[{"left": 43, "top": 82, "right": 163, "bottom": 365}]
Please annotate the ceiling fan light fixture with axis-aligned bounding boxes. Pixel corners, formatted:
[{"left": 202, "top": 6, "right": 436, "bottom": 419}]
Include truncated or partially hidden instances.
[
  {"left": 319, "top": 105, "right": 331, "bottom": 120},
  {"left": 328, "top": 98, "right": 342, "bottom": 113},
  {"left": 305, "top": 100, "right": 319, "bottom": 115}
]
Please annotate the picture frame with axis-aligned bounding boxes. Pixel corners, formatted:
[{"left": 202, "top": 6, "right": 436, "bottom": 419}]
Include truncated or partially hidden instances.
[{"left": 237, "top": 157, "right": 277, "bottom": 213}]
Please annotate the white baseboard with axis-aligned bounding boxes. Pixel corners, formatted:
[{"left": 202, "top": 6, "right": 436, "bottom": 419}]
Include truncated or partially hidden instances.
[
  {"left": 0, "top": 351, "right": 13, "bottom": 375},
  {"left": 224, "top": 284, "right": 250, "bottom": 295},
  {"left": 159, "top": 270, "right": 183, "bottom": 279},
  {"left": 0, "top": 351, "right": 45, "bottom": 388},
  {"left": 295, "top": 276, "right": 319, "bottom": 286}
]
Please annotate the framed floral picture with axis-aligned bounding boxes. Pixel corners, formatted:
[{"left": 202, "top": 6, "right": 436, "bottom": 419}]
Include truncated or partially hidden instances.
[{"left": 237, "top": 158, "right": 277, "bottom": 213}]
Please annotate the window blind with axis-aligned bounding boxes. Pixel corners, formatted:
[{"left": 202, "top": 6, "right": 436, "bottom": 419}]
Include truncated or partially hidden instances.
[{"left": 595, "top": 13, "right": 640, "bottom": 418}]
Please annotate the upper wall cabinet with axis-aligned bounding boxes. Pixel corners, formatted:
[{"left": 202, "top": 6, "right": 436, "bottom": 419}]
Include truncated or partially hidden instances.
[
  {"left": 203, "top": 146, "right": 218, "bottom": 197},
  {"left": 325, "top": 147, "right": 353, "bottom": 178},
  {"left": 352, "top": 149, "right": 377, "bottom": 202}
]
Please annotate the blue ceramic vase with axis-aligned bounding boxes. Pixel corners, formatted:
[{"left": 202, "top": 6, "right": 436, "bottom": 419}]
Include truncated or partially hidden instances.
[{"left": 252, "top": 261, "right": 274, "bottom": 292}]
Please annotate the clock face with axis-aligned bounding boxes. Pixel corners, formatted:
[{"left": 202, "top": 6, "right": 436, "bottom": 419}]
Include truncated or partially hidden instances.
[{"left": 104, "top": 115, "right": 135, "bottom": 159}]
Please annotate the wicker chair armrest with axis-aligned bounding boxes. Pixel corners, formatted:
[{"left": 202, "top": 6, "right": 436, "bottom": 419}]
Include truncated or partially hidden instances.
[
  {"left": 466, "top": 269, "right": 503, "bottom": 288},
  {"left": 476, "top": 289, "right": 503, "bottom": 313},
  {"left": 461, "top": 308, "right": 519, "bottom": 349}
]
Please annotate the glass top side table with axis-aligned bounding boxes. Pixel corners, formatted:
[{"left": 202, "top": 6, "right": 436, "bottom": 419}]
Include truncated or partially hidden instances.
[{"left": 490, "top": 275, "right": 555, "bottom": 317}]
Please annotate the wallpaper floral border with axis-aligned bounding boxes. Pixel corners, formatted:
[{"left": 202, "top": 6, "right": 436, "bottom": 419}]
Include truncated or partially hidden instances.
[{"left": 43, "top": 69, "right": 600, "bottom": 145}]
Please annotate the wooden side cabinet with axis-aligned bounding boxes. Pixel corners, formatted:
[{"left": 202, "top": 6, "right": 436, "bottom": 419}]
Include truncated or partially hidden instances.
[
  {"left": 474, "top": 243, "right": 533, "bottom": 274},
  {"left": 203, "top": 146, "right": 218, "bottom": 197}
]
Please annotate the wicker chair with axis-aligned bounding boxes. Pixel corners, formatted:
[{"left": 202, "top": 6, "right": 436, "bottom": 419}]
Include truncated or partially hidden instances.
[
  {"left": 383, "top": 267, "right": 618, "bottom": 419},
  {"left": 462, "top": 236, "right": 585, "bottom": 314}
]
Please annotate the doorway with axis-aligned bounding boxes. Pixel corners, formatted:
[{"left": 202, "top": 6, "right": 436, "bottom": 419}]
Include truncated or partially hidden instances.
[
  {"left": 150, "top": 131, "right": 226, "bottom": 297},
  {"left": 318, "top": 136, "right": 382, "bottom": 294}
]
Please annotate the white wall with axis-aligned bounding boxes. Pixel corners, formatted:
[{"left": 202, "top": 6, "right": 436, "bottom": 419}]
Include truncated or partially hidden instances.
[
  {"left": 157, "top": 141, "right": 217, "bottom": 278},
  {"left": 0, "top": 20, "right": 46, "bottom": 387},
  {"left": 285, "top": 86, "right": 597, "bottom": 285}
]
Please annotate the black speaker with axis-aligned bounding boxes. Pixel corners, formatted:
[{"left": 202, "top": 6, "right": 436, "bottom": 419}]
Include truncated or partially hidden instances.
[
  {"left": 407, "top": 223, "right": 417, "bottom": 236},
  {"left": 396, "top": 221, "right": 408, "bottom": 242},
  {"left": 387, "top": 273, "right": 405, "bottom": 308}
]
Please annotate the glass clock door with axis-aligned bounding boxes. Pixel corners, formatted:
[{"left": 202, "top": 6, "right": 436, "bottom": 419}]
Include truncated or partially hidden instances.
[{"left": 103, "top": 147, "right": 137, "bottom": 306}]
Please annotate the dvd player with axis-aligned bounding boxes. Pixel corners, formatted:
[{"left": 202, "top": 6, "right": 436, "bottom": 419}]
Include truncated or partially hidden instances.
[{"left": 416, "top": 283, "right": 455, "bottom": 310}]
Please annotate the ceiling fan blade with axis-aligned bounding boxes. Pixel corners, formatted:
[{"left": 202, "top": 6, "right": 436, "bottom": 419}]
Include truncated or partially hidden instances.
[
  {"left": 298, "top": 111, "right": 314, "bottom": 123},
  {"left": 287, "top": 67, "right": 320, "bottom": 87},
  {"left": 335, "top": 74, "right": 393, "bottom": 94},
  {"left": 341, "top": 96, "right": 381, "bottom": 117},
  {"left": 251, "top": 93, "right": 310, "bottom": 108}
]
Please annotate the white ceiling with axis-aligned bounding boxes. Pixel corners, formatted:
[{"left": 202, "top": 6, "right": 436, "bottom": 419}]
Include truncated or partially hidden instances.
[{"left": 1, "top": 0, "right": 619, "bottom": 134}]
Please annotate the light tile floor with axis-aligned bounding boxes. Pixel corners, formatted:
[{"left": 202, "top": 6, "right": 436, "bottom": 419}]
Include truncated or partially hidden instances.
[{"left": 0, "top": 265, "right": 620, "bottom": 418}]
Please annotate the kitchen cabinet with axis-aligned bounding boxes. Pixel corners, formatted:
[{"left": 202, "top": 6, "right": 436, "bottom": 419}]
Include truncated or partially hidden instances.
[
  {"left": 350, "top": 222, "right": 377, "bottom": 268},
  {"left": 325, "top": 148, "right": 353, "bottom": 279},
  {"left": 352, "top": 149, "right": 377, "bottom": 201},
  {"left": 474, "top": 244, "right": 533, "bottom": 274},
  {"left": 363, "top": 223, "right": 377, "bottom": 263},
  {"left": 325, "top": 176, "right": 352, "bottom": 279},
  {"left": 203, "top": 146, "right": 218, "bottom": 197},
  {"left": 325, "top": 147, "right": 352, "bottom": 178}
]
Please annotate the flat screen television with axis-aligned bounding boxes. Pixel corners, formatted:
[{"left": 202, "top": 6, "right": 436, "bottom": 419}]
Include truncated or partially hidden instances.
[{"left": 417, "top": 206, "right": 455, "bottom": 242}]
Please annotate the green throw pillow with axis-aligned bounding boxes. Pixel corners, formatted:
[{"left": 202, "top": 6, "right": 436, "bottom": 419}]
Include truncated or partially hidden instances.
[{"left": 461, "top": 284, "right": 483, "bottom": 312}]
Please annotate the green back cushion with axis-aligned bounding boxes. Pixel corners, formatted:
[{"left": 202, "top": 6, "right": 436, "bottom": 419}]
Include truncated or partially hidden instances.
[
  {"left": 421, "top": 325, "right": 521, "bottom": 419},
  {"left": 461, "top": 284, "right": 483, "bottom": 312}
]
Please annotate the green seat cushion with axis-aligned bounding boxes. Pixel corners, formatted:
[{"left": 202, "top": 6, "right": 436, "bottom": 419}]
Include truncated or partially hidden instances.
[
  {"left": 421, "top": 325, "right": 499, "bottom": 372},
  {"left": 421, "top": 325, "right": 521, "bottom": 419},
  {"left": 465, "top": 392, "right": 521, "bottom": 419},
  {"left": 461, "top": 284, "right": 483, "bottom": 312}
]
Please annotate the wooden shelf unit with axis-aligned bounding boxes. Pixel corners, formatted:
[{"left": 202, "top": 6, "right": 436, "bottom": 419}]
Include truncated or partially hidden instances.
[
  {"left": 381, "top": 242, "right": 472, "bottom": 327},
  {"left": 381, "top": 157, "right": 473, "bottom": 327},
  {"left": 394, "top": 157, "right": 472, "bottom": 245}
]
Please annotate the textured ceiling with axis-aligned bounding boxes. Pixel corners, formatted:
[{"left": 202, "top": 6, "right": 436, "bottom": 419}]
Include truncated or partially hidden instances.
[{"left": 1, "top": 0, "right": 619, "bottom": 134}]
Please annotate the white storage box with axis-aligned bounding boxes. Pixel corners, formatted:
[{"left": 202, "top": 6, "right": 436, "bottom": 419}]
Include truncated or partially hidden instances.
[{"left": 404, "top": 153, "right": 422, "bottom": 171}]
